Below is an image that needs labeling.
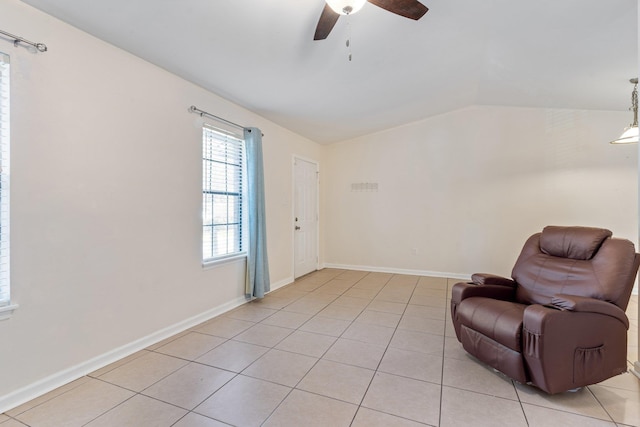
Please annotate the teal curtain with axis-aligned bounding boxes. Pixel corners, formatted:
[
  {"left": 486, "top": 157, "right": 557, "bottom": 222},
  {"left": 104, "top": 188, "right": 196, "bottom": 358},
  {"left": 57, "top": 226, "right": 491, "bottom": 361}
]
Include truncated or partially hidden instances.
[{"left": 244, "top": 127, "right": 270, "bottom": 298}]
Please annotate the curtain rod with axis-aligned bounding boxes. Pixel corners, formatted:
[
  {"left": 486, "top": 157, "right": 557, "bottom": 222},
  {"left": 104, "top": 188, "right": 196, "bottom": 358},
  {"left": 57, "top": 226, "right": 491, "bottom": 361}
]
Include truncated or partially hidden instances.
[
  {"left": 189, "top": 105, "right": 263, "bottom": 136},
  {"left": 0, "top": 29, "right": 47, "bottom": 52},
  {"left": 189, "top": 105, "right": 245, "bottom": 131}
]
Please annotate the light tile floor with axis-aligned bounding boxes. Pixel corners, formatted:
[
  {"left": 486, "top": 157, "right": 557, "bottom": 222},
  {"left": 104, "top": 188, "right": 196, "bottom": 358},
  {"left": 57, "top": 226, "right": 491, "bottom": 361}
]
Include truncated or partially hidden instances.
[{"left": 2, "top": 269, "right": 639, "bottom": 427}]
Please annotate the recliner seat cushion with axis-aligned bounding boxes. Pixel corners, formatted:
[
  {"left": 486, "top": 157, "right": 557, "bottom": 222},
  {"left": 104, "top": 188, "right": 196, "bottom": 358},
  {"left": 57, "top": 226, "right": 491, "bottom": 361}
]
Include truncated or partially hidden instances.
[{"left": 456, "top": 297, "right": 526, "bottom": 352}]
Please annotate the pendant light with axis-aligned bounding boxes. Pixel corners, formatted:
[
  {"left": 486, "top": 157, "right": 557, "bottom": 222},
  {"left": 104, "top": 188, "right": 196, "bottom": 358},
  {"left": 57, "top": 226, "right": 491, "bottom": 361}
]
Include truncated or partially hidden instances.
[{"left": 610, "top": 78, "right": 639, "bottom": 144}]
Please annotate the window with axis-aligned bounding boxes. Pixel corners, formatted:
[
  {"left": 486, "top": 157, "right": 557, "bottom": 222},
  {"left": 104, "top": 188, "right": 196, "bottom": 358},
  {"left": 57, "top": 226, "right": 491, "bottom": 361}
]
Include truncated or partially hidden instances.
[
  {"left": 0, "top": 52, "right": 11, "bottom": 315},
  {"left": 202, "top": 126, "right": 245, "bottom": 262}
]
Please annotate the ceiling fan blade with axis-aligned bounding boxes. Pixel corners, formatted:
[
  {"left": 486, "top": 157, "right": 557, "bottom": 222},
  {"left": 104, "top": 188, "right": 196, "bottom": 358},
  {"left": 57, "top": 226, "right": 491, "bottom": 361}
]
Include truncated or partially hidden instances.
[
  {"left": 314, "top": 4, "right": 341, "bottom": 40},
  {"left": 367, "top": 0, "right": 428, "bottom": 20}
]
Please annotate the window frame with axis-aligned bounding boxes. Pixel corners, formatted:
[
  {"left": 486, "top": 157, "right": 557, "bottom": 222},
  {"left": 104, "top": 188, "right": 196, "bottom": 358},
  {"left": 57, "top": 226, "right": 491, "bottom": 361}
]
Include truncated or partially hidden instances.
[
  {"left": 201, "top": 124, "right": 247, "bottom": 267},
  {"left": 0, "top": 51, "right": 15, "bottom": 320}
]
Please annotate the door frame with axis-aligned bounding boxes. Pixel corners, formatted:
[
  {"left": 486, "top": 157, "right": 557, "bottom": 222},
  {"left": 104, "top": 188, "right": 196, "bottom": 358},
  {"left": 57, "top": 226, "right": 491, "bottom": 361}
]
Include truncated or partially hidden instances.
[{"left": 292, "top": 155, "right": 320, "bottom": 279}]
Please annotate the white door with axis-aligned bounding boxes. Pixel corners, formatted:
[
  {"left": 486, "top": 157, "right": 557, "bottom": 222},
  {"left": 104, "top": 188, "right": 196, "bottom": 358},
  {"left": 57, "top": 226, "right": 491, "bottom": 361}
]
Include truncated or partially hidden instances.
[{"left": 294, "top": 157, "right": 319, "bottom": 278}]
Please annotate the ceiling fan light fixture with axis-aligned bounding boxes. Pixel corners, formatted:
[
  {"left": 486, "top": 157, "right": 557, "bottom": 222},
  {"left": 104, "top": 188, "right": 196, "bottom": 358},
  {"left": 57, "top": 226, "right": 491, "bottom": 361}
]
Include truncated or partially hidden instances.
[{"left": 326, "top": 0, "right": 367, "bottom": 15}]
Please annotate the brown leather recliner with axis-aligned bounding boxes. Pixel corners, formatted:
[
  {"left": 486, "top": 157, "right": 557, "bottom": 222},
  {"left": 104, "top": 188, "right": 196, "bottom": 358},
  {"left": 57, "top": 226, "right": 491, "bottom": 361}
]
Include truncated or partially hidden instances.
[{"left": 451, "top": 226, "right": 640, "bottom": 394}]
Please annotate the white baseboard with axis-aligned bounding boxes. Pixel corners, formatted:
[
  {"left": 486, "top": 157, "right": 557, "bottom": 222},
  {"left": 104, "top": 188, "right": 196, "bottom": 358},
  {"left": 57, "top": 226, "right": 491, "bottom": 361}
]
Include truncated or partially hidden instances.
[
  {"left": 322, "top": 263, "right": 471, "bottom": 281},
  {"left": 0, "top": 295, "right": 248, "bottom": 414},
  {"left": 269, "top": 276, "right": 294, "bottom": 292},
  {"left": 632, "top": 361, "right": 640, "bottom": 380},
  {"left": 322, "top": 264, "right": 640, "bottom": 295}
]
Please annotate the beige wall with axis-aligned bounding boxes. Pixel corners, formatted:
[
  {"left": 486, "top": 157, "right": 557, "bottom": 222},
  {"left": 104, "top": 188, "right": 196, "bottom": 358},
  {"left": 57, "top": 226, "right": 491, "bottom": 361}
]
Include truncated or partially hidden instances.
[
  {"left": 324, "top": 105, "right": 637, "bottom": 279},
  {"left": 0, "top": 0, "right": 323, "bottom": 410}
]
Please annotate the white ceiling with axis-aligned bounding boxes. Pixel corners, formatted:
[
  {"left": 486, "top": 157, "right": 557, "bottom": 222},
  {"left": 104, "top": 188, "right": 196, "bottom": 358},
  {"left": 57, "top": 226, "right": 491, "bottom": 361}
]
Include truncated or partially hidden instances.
[{"left": 19, "top": 0, "right": 638, "bottom": 144}]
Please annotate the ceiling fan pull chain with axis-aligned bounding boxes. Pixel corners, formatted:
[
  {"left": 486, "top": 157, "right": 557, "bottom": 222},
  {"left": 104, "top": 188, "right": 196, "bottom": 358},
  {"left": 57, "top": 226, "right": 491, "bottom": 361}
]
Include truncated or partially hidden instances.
[{"left": 346, "top": 16, "right": 352, "bottom": 61}]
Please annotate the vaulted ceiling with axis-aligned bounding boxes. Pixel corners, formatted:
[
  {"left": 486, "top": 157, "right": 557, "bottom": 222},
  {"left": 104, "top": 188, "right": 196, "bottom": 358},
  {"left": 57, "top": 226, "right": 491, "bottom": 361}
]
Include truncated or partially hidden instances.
[{"left": 19, "top": 0, "right": 638, "bottom": 144}]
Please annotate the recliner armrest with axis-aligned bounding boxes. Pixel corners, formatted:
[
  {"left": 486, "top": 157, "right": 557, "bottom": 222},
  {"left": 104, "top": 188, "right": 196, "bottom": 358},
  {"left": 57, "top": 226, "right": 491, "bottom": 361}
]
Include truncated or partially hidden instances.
[
  {"left": 471, "top": 273, "right": 517, "bottom": 287},
  {"left": 522, "top": 303, "right": 629, "bottom": 393},
  {"left": 550, "top": 294, "right": 629, "bottom": 328},
  {"left": 451, "top": 281, "right": 516, "bottom": 304}
]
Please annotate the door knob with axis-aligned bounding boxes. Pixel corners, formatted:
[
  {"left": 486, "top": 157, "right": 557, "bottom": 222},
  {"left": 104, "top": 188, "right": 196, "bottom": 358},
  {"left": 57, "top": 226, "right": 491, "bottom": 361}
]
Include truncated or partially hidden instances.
[{"left": 295, "top": 226, "right": 301, "bottom": 230}]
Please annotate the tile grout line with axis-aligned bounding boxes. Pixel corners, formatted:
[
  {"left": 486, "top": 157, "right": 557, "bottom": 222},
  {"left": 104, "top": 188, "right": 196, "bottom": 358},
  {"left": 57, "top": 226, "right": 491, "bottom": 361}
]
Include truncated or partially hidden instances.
[
  {"left": 78, "top": 391, "right": 140, "bottom": 426},
  {"left": 91, "top": 309, "right": 280, "bottom": 426},
  {"left": 349, "top": 274, "right": 434, "bottom": 425},
  {"left": 283, "top": 271, "right": 385, "bottom": 426},
  {"left": 514, "top": 383, "right": 531, "bottom": 427},
  {"left": 347, "top": 272, "right": 395, "bottom": 426},
  {"left": 438, "top": 280, "right": 453, "bottom": 427},
  {"left": 197, "top": 272, "right": 345, "bottom": 403},
  {"left": 257, "top": 271, "right": 343, "bottom": 426}
]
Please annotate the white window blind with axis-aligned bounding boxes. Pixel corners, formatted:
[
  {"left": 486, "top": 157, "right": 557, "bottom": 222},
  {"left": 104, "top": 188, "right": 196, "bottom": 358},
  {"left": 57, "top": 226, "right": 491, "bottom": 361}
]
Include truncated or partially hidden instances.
[
  {"left": 0, "top": 52, "right": 10, "bottom": 307},
  {"left": 202, "top": 126, "right": 245, "bottom": 261}
]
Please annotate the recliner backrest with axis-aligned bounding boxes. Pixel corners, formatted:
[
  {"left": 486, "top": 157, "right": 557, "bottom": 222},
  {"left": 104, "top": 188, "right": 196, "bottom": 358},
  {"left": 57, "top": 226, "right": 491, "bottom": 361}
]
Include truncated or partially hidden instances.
[{"left": 511, "top": 226, "right": 638, "bottom": 310}]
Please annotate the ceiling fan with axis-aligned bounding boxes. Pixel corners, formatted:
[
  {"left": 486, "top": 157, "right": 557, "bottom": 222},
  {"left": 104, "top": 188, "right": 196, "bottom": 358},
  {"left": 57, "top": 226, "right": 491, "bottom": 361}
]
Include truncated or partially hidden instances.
[{"left": 314, "top": 0, "right": 429, "bottom": 40}]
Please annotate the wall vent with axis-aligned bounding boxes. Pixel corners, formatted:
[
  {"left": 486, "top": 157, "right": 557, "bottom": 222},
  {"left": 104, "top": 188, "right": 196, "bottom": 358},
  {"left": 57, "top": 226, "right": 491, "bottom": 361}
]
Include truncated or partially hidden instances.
[{"left": 351, "top": 182, "right": 378, "bottom": 192}]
